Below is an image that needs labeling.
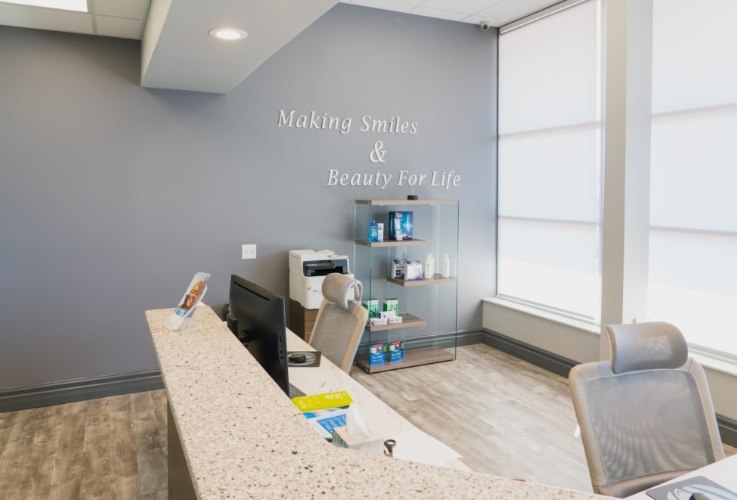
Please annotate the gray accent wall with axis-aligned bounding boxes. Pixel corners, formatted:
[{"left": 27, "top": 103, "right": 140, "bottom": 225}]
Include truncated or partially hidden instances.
[{"left": 0, "top": 5, "right": 498, "bottom": 391}]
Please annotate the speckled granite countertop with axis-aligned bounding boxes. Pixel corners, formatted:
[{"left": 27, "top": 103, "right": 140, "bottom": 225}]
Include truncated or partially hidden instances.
[{"left": 146, "top": 306, "right": 606, "bottom": 499}]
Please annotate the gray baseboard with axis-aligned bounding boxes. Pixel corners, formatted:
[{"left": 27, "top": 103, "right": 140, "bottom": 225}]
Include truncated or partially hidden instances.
[
  {"left": 717, "top": 415, "right": 737, "bottom": 449},
  {"left": 480, "top": 328, "right": 577, "bottom": 378},
  {"left": 480, "top": 328, "right": 737, "bottom": 448},
  {"left": 0, "top": 370, "right": 164, "bottom": 413}
]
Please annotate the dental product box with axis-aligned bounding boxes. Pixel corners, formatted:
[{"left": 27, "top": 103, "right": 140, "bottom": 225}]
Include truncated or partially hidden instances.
[
  {"left": 362, "top": 298, "right": 379, "bottom": 319},
  {"left": 391, "top": 259, "right": 407, "bottom": 280},
  {"left": 369, "top": 316, "right": 388, "bottom": 326},
  {"left": 380, "top": 310, "right": 396, "bottom": 322},
  {"left": 388, "top": 211, "right": 414, "bottom": 241},
  {"left": 383, "top": 298, "right": 399, "bottom": 316},
  {"left": 380, "top": 310, "right": 403, "bottom": 324},
  {"left": 388, "top": 340, "right": 404, "bottom": 363},
  {"left": 369, "top": 342, "right": 387, "bottom": 365}
]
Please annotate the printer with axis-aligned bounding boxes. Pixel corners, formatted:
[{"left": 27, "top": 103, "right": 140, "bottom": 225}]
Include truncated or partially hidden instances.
[{"left": 289, "top": 249, "right": 351, "bottom": 309}]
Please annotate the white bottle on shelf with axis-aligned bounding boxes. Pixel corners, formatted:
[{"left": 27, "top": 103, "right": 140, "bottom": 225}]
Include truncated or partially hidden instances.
[
  {"left": 423, "top": 254, "right": 434, "bottom": 280},
  {"left": 441, "top": 254, "right": 450, "bottom": 278}
]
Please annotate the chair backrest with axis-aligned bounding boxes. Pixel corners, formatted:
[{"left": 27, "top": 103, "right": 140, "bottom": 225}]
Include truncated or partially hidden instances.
[
  {"left": 306, "top": 273, "right": 367, "bottom": 373},
  {"left": 568, "top": 322, "right": 724, "bottom": 497}
]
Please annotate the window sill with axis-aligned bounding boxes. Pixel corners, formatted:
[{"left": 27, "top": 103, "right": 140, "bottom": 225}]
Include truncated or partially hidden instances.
[
  {"left": 483, "top": 297, "right": 737, "bottom": 377},
  {"left": 482, "top": 296, "right": 600, "bottom": 335},
  {"left": 690, "top": 349, "right": 737, "bottom": 378}
]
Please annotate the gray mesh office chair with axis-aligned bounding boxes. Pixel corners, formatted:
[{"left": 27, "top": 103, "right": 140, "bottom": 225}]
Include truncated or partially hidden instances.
[
  {"left": 569, "top": 322, "right": 724, "bottom": 497},
  {"left": 306, "top": 273, "right": 368, "bottom": 373}
]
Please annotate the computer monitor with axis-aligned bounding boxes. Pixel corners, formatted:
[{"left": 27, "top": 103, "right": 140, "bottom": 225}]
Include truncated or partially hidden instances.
[{"left": 228, "top": 274, "right": 290, "bottom": 396}]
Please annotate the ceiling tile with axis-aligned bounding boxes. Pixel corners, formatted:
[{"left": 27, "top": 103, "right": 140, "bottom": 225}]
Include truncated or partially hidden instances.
[
  {"left": 93, "top": 0, "right": 149, "bottom": 20},
  {"left": 409, "top": 6, "right": 467, "bottom": 22},
  {"left": 421, "top": 0, "right": 501, "bottom": 15},
  {"left": 95, "top": 14, "right": 141, "bottom": 39},
  {"left": 346, "top": 0, "right": 416, "bottom": 13},
  {"left": 478, "top": 0, "right": 552, "bottom": 22},
  {"left": 0, "top": 3, "right": 93, "bottom": 34}
]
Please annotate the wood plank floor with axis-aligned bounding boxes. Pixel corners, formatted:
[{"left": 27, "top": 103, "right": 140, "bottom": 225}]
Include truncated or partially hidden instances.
[
  {"left": 0, "top": 390, "right": 167, "bottom": 500},
  {"left": 352, "top": 343, "right": 594, "bottom": 492},
  {"left": 352, "top": 344, "right": 737, "bottom": 492},
  {"left": 1, "top": 344, "right": 734, "bottom": 499}
]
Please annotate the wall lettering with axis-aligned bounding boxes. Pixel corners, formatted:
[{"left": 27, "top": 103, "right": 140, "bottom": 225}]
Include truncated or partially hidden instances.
[{"left": 276, "top": 109, "right": 461, "bottom": 190}]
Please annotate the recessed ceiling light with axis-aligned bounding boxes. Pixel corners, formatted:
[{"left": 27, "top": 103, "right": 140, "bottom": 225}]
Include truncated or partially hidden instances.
[
  {"left": 0, "top": 0, "right": 87, "bottom": 12},
  {"left": 208, "top": 28, "right": 248, "bottom": 41}
]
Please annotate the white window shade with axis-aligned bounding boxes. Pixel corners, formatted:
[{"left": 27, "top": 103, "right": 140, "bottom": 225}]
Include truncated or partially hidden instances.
[
  {"left": 650, "top": 109, "right": 737, "bottom": 232},
  {"left": 652, "top": 0, "right": 737, "bottom": 113},
  {"left": 499, "top": 126, "right": 601, "bottom": 221},
  {"left": 649, "top": 0, "right": 737, "bottom": 356},
  {"left": 648, "top": 230, "right": 737, "bottom": 354},
  {"left": 498, "top": 219, "right": 600, "bottom": 316},
  {"left": 499, "top": 0, "right": 599, "bottom": 134},
  {"left": 497, "top": 0, "right": 602, "bottom": 321}
]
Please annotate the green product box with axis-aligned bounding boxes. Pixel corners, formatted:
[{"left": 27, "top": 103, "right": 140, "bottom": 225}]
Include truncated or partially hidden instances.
[
  {"left": 383, "top": 298, "right": 399, "bottom": 316},
  {"left": 362, "top": 298, "right": 380, "bottom": 318}
]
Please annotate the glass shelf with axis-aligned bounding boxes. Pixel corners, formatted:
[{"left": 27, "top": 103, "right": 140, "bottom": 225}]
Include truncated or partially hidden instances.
[{"left": 353, "top": 199, "right": 459, "bottom": 373}]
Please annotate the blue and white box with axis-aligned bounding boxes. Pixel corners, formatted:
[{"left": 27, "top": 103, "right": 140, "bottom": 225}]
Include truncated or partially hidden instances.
[
  {"left": 388, "top": 340, "right": 404, "bottom": 363},
  {"left": 388, "top": 211, "right": 414, "bottom": 241},
  {"left": 369, "top": 342, "right": 387, "bottom": 365}
]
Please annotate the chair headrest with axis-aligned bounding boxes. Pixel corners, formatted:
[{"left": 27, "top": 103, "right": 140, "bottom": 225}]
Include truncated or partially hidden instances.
[
  {"left": 605, "top": 322, "right": 688, "bottom": 374},
  {"left": 321, "top": 273, "right": 363, "bottom": 310}
]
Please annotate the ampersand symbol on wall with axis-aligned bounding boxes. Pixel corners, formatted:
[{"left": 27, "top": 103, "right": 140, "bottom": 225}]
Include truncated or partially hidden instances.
[{"left": 369, "top": 141, "right": 387, "bottom": 163}]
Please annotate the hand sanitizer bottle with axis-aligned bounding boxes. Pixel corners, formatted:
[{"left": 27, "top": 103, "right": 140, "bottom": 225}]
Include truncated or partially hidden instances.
[
  {"left": 441, "top": 254, "right": 450, "bottom": 278},
  {"left": 423, "top": 254, "right": 434, "bottom": 280}
]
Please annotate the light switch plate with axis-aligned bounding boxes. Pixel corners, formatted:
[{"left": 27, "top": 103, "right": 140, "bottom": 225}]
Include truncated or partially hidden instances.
[{"left": 241, "top": 244, "right": 257, "bottom": 260}]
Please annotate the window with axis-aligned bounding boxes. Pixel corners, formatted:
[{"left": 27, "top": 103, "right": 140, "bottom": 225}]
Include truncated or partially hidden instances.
[
  {"left": 648, "top": 0, "right": 737, "bottom": 355},
  {"left": 497, "top": 0, "right": 603, "bottom": 321}
]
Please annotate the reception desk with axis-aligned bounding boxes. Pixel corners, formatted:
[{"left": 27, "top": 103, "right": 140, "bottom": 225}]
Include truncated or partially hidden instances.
[{"left": 146, "top": 306, "right": 602, "bottom": 499}]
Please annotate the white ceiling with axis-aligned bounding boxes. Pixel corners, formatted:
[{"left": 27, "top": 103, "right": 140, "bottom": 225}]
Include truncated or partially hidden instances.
[
  {"left": 0, "top": 0, "right": 561, "bottom": 93},
  {"left": 341, "top": 0, "right": 563, "bottom": 26},
  {"left": 0, "top": 0, "right": 150, "bottom": 39}
]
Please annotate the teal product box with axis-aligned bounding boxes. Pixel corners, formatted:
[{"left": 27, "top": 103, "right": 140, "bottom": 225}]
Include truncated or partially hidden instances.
[
  {"left": 368, "top": 220, "right": 379, "bottom": 242},
  {"left": 388, "top": 340, "right": 404, "bottom": 363},
  {"left": 369, "top": 342, "right": 387, "bottom": 365},
  {"left": 362, "top": 298, "right": 379, "bottom": 319},
  {"left": 388, "top": 211, "right": 414, "bottom": 241}
]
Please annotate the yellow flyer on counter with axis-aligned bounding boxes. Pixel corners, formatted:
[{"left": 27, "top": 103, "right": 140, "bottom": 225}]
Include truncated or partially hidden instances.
[{"left": 292, "top": 391, "right": 353, "bottom": 412}]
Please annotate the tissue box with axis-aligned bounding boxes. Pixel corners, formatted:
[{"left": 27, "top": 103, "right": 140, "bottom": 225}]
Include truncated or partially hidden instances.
[
  {"left": 404, "top": 260, "right": 423, "bottom": 281},
  {"left": 332, "top": 427, "right": 385, "bottom": 455},
  {"left": 369, "top": 342, "right": 387, "bottom": 365}
]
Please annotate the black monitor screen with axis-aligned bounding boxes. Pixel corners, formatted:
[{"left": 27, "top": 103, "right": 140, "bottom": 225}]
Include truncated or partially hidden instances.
[{"left": 228, "top": 274, "right": 289, "bottom": 396}]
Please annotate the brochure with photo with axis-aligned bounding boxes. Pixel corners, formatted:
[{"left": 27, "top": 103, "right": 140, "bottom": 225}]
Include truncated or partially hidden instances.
[{"left": 164, "top": 272, "right": 211, "bottom": 331}]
